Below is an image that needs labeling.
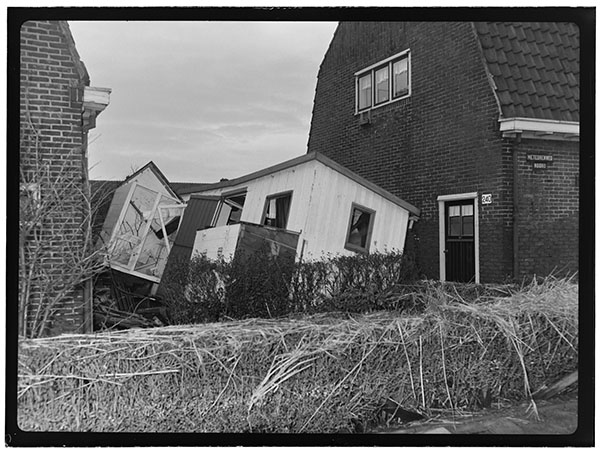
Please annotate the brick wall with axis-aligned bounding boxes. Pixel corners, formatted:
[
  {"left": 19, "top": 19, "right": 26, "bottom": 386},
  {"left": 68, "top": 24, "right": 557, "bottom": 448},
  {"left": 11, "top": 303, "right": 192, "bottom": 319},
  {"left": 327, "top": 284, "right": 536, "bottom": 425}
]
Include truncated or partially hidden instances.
[
  {"left": 308, "top": 22, "right": 514, "bottom": 282},
  {"left": 514, "top": 139, "right": 579, "bottom": 278},
  {"left": 19, "top": 21, "right": 90, "bottom": 336}
]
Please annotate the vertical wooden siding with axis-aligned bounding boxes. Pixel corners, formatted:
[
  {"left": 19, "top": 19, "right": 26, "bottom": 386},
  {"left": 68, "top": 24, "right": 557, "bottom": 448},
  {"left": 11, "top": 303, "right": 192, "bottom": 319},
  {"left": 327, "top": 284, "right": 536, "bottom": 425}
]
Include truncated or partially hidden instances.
[{"left": 193, "top": 160, "right": 410, "bottom": 260}]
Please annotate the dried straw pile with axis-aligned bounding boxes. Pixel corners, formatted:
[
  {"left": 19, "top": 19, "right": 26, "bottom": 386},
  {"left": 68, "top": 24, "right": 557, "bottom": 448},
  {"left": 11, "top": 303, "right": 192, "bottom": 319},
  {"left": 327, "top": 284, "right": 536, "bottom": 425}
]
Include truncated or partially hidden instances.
[{"left": 18, "top": 277, "right": 577, "bottom": 433}]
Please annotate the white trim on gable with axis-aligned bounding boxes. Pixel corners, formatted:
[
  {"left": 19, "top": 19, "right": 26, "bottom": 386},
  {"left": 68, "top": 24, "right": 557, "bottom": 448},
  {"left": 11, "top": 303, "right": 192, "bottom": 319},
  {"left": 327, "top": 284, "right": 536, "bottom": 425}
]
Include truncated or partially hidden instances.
[{"left": 499, "top": 117, "right": 579, "bottom": 141}]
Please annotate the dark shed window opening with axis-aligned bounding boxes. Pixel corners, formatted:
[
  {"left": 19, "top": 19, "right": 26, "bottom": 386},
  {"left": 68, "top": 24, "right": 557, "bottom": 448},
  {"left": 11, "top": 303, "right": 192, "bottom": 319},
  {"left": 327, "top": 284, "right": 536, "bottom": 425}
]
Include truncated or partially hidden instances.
[
  {"left": 345, "top": 204, "right": 375, "bottom": 253},
  {"left": 263, "top": 192, "right": 292, "bottom": 229},
  {"left": 215, "top": 192, "right": 246, "bottom": 227}
]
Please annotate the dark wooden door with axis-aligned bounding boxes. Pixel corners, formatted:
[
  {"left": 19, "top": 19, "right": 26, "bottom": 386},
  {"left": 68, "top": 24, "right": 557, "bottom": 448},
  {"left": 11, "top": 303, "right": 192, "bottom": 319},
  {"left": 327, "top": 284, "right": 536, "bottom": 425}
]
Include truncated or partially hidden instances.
[{"left": 444, "top": 200, "right": 475, "bottom": 282}]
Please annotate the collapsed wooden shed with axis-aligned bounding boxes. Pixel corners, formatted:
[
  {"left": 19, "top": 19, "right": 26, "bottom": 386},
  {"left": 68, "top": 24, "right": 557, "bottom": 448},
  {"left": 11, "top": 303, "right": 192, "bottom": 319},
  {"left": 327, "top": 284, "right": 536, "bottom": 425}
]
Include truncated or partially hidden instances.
[
  {"left": 97, "top": 162, "right": 185, "bottom": 286},
  {"left": 176, "top": 152, "right": 420, "bottom": 262}
]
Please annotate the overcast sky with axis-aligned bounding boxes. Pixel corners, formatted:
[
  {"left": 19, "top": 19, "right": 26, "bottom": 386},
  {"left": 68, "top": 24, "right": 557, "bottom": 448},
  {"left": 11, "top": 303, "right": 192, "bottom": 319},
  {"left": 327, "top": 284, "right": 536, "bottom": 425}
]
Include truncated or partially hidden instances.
[{"left": 68, "top": 21, "right": 338, "bottom": 183}]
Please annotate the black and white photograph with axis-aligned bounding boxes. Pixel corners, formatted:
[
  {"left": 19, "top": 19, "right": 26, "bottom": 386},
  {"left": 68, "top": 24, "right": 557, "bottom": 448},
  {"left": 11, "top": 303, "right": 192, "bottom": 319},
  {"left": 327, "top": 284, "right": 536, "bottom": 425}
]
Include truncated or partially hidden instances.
[{"left": 7, "top": 6, "right": 594, "bottom": 447}]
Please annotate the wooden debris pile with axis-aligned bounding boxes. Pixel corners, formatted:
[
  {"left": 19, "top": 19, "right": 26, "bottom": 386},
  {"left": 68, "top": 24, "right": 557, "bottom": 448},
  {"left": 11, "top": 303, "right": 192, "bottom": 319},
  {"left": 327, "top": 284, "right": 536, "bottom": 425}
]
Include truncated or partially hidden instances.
[{"left": 93, "top": 287, "right": 166, "bottom": 331}]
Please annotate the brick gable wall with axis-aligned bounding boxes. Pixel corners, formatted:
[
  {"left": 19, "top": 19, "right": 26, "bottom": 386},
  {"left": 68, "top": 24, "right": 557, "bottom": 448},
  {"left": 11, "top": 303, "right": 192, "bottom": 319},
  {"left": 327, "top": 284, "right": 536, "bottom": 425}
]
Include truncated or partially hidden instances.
[
  {"left": 307, "top": 21, "right": 579, "bottom": 282},
  {"left": 308, "top": 22, "right": 512, "bottom": 282},
  {"left": 20, "top": 21, "right": 90, "bottom": 335}
]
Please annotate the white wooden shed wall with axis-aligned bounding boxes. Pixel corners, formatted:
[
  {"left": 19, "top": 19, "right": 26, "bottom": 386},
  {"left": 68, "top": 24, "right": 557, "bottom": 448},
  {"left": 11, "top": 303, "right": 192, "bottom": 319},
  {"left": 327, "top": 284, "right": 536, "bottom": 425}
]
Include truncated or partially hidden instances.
[{"left": 191, "top": 159, "right": 410, "bottom": 260}]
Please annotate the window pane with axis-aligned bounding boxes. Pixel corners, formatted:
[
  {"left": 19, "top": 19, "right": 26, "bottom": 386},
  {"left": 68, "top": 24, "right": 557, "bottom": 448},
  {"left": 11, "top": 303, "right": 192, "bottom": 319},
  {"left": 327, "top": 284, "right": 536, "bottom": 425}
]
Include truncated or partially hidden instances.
[
  {"left": 392, "top": 57, "right": 408, "bottom": 98},
  {"left": 375, "top": 66, "right": 389, "bottom": 104},
  {"left": 358, "top": 74, "right": 372, "bottom": 110},
  {"left": 449, "top": 216, "right": 461, "bottom": 237},
  {"left": 264, "top": 193, "right": 291, "bottom": 229},
  {"left": 462, "top": 204, "right": 474, "bottom": 216},
  {"left": 448, "top": 205, "right": 460, "bottom": 217},
  {"left": 463, "top": 216, "right": 474, "bottom": 236},
  {"left": 347, "top": 208, "right": 371, "bottom": 249}
]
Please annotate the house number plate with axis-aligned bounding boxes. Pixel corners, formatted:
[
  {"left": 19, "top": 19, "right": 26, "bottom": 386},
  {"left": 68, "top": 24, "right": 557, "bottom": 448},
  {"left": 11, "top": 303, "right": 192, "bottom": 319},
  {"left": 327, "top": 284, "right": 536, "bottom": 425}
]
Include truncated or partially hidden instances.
[{"left": 481, "top": 193, "right": 492, "bottom": 205}]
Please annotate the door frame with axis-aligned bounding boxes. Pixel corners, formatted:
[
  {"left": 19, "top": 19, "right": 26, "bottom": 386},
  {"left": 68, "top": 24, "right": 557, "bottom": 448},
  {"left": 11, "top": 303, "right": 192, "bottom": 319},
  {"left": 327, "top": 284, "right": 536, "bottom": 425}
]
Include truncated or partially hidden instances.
[{"left": 437, "top": 192, "right": 480, "bottom": 283}]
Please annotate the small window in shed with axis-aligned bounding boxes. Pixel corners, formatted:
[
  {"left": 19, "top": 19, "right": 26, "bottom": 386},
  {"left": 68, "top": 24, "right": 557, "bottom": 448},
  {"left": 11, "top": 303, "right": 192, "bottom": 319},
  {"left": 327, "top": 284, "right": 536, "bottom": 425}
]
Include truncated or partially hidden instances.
[
  {"left": 263, "top": 192, "right": 292, "bottom": 229},
  {"left": 345, "top": 203, "right": 376, "bottom": 253},
  {"left": 214, "top": 192, "right": 246, "bottom": 227}
]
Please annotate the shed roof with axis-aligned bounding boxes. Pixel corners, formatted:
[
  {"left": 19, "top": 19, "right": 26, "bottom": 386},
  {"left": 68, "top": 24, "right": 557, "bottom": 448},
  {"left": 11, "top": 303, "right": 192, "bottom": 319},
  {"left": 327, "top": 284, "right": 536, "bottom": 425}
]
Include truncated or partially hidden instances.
[
  {"left": 474, "top": 22, "right": 579, "bottom": 122},
  {"left": 178, "top": 152, "right": 421, "bottom": 217}
]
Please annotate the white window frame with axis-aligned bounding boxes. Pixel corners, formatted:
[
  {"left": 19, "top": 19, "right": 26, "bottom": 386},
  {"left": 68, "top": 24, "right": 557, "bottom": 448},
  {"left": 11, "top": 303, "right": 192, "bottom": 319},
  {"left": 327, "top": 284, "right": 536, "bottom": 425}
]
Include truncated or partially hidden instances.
[
  {"left": 355, "top": 49, "right": 411, "bottom": 114},
  {"left": 344, "top": 202, "right": 376, "bottom": 254},
  {"left": 437, "top": 192, "right": 480, "bottom": 284}
]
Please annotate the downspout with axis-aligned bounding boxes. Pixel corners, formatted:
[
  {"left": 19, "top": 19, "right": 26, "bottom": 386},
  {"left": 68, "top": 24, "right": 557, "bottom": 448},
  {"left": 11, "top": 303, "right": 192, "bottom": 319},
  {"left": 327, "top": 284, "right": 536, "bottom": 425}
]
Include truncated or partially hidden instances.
[
  {"left": 82, "top": 118, "right": 93, "bottom": 333},
  {"left": 513, "top": 132, "right": 521, "bottom": 280}
]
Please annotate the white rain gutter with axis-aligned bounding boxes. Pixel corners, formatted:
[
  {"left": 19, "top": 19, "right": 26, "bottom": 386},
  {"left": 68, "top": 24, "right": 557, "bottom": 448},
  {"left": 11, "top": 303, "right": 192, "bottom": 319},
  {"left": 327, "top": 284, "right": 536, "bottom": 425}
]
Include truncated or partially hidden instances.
[{"left": 499, "top": 117, "right": 579, "bottom": 141}]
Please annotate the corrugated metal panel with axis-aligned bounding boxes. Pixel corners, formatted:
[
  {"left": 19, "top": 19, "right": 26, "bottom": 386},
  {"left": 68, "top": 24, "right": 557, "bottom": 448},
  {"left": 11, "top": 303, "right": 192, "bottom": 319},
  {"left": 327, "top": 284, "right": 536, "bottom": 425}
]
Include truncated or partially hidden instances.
[
  {"left": 157, "top": 196, "right": 220, "bottom": 297},
  {"left": 174, "top": 196, "right": 220, "bottom": 249}
]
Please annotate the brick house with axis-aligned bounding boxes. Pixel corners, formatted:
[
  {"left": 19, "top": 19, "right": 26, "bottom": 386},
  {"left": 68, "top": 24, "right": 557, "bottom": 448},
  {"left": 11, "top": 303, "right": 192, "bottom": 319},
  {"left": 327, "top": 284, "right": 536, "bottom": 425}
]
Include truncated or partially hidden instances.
[
  {"left": 307, "top": 22, "right": 579, "bottom": 283},
  {"left": 19, "top": 20, "right": 110, "bottom": 336}
]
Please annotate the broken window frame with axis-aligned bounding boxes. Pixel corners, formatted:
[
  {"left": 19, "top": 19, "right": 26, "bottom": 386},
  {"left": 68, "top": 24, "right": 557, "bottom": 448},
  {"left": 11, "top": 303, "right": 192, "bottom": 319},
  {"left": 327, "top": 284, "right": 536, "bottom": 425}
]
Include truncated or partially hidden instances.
[
  {"left": 106, "top": 181, "right": 185, "bottom": 282},
  {"left": 212, "top": 189, "right": 247, "bottom": 227},
  {"left": 262, "top": 191, "right": 293, "bottom": 229},
  {"left": 344, "top": 202, "right": 376, "bottom": 254}
]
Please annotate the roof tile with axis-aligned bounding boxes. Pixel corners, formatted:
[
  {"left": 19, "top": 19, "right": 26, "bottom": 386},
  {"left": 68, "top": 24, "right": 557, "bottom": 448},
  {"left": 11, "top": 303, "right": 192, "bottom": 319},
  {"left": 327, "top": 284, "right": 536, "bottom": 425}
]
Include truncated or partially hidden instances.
[
  {"left": 524, "top": 27, "right": 535, "bottom": 42},
  {"left": 494, "top": 75, "right": 507, "bottom": 91},
  {"left": 515, "top": 51, "right": 527, "bottom": 67},
  {"left": 488, "top": 62, "right": 502, "bottom": 77},
  {"left": 529, "top": 67, "right": 541, "bottom": 82},
  {"left": 496, "top": 49, "right": 507, "bottom": 64},
  {"left": 484, "top": 48, "right": 497, "bottom": 63}
]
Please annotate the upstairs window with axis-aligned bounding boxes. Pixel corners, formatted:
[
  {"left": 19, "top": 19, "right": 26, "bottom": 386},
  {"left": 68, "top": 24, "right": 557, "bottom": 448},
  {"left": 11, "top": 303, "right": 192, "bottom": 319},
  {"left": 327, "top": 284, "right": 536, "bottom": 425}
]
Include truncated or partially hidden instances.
[
  {"left": 358, "top": 74, "right": 372, "bottom": 110},
  {"left": 263, "top": 191, "right": 292, "bottom": 229},
  {"left": 392, "top": 57, "right": 409, "bottom": 98},
  {"left": 375, "top": 66, "right": 389, "bottom": 105},
  {"left": 355, "top": 50, "right": 410, "bottom": 113}
]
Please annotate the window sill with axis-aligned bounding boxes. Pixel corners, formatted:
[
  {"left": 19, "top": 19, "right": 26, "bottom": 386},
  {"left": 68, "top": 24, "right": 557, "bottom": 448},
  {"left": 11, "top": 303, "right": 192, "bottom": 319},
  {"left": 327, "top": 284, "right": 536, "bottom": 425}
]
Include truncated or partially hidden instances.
[
  {"left": 355, "top": 93, "right": 411, "bottom": 116},
  {"left": 344, "top": 243, "right": 369, "bottom": 254}
]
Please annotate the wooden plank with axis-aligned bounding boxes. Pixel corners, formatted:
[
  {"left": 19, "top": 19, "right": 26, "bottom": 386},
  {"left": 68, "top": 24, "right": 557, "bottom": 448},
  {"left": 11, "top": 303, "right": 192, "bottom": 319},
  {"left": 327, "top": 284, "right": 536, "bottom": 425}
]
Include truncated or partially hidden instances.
[{"left": 533, "top": 371, "right": 578, "bottom": 400}]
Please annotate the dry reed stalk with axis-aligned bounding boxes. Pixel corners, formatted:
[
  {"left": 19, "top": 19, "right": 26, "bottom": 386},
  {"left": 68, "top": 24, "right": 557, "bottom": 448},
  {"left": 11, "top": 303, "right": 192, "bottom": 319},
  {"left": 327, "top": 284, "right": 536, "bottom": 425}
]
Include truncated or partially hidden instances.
[
  {"left": 419, "top": 335, "right": 425, "bottom": 408},
  {"left": 299, "top": 326, "right": 391, "bottom": 432},
  {"left": 202, "top": 354, "right": 241, "bottom": 418},
  {"left": 438, "top": 324, "right": 454, "bottom": 411},
  {"left": 396, "top": 320, "right": 417, "bottom": 402},
  {"left": 249, "top": 348, "right": 318, "bottom": 413},
  {"left": 18, "top": 277, "right": 577, "bottom": 432}
]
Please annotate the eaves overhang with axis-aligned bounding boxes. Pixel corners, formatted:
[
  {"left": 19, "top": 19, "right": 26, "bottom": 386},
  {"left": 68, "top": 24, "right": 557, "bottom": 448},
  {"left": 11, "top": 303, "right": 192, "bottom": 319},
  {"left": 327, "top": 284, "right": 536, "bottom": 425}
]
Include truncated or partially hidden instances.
[
  {"left": 499, "top": 117, "right": 579, "bottom": 142},
  {"left": 82, "top": 86, "right": 111, "bottom": 131}
]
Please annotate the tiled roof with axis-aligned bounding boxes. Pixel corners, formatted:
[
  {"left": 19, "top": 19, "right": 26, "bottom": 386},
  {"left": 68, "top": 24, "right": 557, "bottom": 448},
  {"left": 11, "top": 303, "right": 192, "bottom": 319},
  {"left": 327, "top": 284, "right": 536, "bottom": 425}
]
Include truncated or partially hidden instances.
[{"left": 474, "top": 22, "right": 579, "bottom": 122}]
